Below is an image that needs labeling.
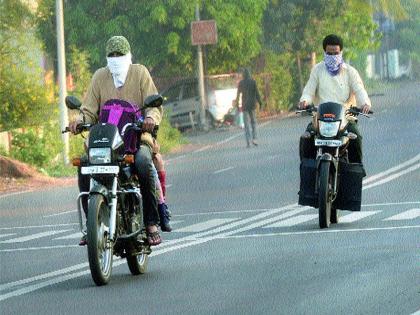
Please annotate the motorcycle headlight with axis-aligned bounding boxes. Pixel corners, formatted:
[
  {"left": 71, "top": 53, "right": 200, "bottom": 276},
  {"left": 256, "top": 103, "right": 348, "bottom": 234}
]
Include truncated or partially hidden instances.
[
  {"left": 89, "top": 148, "right": 111, "bottom": 164},
  {"left": 319, "top": 121, "right": 340, "bottom": 137}
]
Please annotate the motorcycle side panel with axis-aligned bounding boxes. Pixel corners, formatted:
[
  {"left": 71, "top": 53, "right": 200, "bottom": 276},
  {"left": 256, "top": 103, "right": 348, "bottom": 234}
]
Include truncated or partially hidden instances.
[
  {"left": 298, "top": 158, "right": 318, "bottom": 207},
  {"left": 333, "top": 162, "right": 366, "bottom": 211}
]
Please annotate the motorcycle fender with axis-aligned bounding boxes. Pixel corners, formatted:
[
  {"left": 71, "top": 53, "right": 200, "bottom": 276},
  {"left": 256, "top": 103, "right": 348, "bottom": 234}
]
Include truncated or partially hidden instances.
[
  {"left": 317, "top": 153, "right": 338, "bottom": 172},
  {"left": 90, "top": 184, "right": 110, "bottom": 204}
]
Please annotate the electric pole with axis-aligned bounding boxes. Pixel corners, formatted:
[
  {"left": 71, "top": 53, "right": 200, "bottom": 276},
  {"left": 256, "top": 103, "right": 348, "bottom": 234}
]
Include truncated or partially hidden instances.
[{"left": 56, "top": 0, "right": 69, "bottom": 164}]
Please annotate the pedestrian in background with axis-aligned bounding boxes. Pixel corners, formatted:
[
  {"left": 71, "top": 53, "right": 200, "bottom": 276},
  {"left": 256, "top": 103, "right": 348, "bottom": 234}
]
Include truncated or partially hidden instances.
[{"left": 235, "top": 68, "right": 264, "bottom": 147}]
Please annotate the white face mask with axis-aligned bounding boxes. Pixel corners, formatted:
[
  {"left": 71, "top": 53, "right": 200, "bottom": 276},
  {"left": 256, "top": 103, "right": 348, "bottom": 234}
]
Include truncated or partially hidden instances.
[{"left": 106, "top": 52, "right": 132, "bottom": 88}]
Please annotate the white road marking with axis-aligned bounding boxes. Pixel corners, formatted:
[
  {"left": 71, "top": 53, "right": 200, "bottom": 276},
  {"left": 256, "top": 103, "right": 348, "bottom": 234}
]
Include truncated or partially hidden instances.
[
  {"left": 0, "top": 245, "right": 80, "bottom": 253},
  {"left": 174, "top": 218, "right": 239, "bottom": 233},
  {"left": 0, "top": 230, "right": 72, "bottom": 244},
  {"left": 0, "top": 223, "right": 77, "bottom": 231},
  {"left": 219, "top": 224, "right": 420, "bottom": 239},
  {"left": 384, "top": 208, "right": 420, "bottom": 221},
  {"left": 0, "top": 190, "right": 34, "bottom": 199},
  {"left": 339, "top": 211, "right": 380, "bottom": 223},
  {"left": 194, "top": 145, "right": 212, "bottom": 153},
  {"left": 53, "top": 232, "right": 82, "bottom": 240},
  {"left": 43, "top": 209, "right": 77, "bottom": 218},
  {"left": 213, "top": 166, "right": 235, "bottom": 174},
  {"left": 363, "top": 153, "right": 420, "bottom": 184},
  {"left": 363, "top": 162, "right": 420, "bottom": 190},
  {"left": 361, "top": 201, "right": 420, "bottom": 207},
  {"left": 0, "top": 203, "right": 301, "bottom": 301},
  {"left": 0, "top": 233, "right": 16, "bottom": 239},
  {"left": 264, "top": 214, "right": 318, "bottom": 228}
]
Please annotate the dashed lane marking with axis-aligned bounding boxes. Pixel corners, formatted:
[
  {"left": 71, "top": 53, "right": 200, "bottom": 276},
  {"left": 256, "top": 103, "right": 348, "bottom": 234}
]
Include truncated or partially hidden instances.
[
  {"left": 0, "top": 230, "right": 72, "bottom": 244},
  {"left": 338, "top": 211, "right": 380, "bottom": 223},
  {"left": 264, "top": 214, "right": 318, "bottom": 228},
  {"left": 173, "top": 218, "right": 239, "bottom": 233},
  {"left": 384, "top": 208, "right": 420, "bottom": 221}
]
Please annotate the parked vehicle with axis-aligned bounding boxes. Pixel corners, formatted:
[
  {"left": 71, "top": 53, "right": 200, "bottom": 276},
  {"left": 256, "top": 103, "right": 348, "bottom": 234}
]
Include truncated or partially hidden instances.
[
  {"left": 297, "top": 102, "right": 372, "bottom": 229},
  {"left": 161, "top": 74, "right": 239, "bottom": 130},
  {"left": 63, "top": 94, "right": 163, "bottom": 285}
]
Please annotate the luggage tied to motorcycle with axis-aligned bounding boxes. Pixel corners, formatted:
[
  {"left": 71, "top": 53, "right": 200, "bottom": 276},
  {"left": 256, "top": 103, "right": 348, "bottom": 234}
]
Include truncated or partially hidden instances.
[{"left": 98, "top": 99, "right": 155, "bottom": 152}]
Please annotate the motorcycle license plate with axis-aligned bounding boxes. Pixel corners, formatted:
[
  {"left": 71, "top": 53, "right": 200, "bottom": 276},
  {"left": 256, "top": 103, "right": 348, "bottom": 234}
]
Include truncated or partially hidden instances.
[
  {"left": 81, "top": 165, "right": 119, "bottom": 175},
  {"left": 315, "top": 139, "right": 342, "bottom": 147}
]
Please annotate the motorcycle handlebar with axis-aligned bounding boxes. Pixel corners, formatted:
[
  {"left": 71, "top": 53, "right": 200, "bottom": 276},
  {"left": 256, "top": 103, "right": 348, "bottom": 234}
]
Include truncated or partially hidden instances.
[
  {"left": 121, "top": 122, "right": 159, "bottom": 137},
  {"left": 61, "top": 124, "right": 91, "bottom": 134}
]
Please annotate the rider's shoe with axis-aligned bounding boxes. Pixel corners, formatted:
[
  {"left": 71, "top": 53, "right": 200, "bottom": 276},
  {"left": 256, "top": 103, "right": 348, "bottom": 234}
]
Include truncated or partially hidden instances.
[
  {"left": 158, "top": 203, "right": 172, "bottom": 232},
  {"left": 79, "top": 234, "right": 87, "bottom": 246}
]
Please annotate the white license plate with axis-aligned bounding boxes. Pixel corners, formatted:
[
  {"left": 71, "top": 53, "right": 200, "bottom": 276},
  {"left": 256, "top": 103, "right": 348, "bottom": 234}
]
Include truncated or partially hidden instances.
[
  {"left": 81, "top": 165, "right": 119, "bottom": 175},
  {"left": 315, "top": 139, "right": 342, "bottom": 147}
]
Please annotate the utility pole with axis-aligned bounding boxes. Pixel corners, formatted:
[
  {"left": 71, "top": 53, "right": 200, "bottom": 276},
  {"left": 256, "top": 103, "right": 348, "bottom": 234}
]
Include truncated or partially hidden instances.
[
  {"left": 56, "top": 0, "right": 69, "bottom": 164},
  {"left": 195, "top": 3, "right": 207, "bottom": 131}
]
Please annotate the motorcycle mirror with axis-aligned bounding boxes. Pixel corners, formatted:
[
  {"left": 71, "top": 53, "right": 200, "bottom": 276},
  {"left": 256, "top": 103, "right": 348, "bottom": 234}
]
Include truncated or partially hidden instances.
[
  {"left": 144, "top": 94, "right": 164, "bottom": 108},
  {"left": 65, "top": 95, "right": 82, "bottom": 110}
]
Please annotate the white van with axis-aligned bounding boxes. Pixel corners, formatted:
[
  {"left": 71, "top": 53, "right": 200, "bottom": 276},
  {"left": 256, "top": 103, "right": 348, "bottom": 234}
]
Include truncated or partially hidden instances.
[{"left": 161, "top": 74, "right": 239, "bottom": 130}]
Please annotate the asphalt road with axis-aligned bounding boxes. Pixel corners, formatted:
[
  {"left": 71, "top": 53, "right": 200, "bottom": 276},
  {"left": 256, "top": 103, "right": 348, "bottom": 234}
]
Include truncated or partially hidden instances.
[{"left": 0, "top": 81, "right": 419, "bottom": 315}]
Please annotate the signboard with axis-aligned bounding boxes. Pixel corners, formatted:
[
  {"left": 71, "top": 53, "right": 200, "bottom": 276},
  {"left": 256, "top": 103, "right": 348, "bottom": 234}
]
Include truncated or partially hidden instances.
[{"left": 191, "top": 20, "right": 217, "bottom": 46}]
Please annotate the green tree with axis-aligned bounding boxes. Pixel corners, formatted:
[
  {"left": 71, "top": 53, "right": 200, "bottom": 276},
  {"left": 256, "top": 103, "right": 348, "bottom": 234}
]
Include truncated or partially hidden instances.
[
  {"left": 36, "top": 0, "right": 268, "bottom": 76},
  {"left": 262, "top": 0, "right": 379, "bottom": 106},
  {"left": 393, "top": 0, "right": 420, "bottom": 78},
  {"left": 0, "top": 0, "right": 53, "bottom": 132}
]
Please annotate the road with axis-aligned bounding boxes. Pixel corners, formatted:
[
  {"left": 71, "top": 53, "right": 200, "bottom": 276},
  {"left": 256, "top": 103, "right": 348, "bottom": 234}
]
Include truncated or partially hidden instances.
[{"left": 0, "top": 82, "right": 419, "bottom": 314}]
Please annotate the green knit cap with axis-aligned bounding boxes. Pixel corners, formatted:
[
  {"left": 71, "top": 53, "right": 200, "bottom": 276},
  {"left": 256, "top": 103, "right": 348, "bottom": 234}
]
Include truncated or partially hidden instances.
[{"left": 106, "top": 36, "right": 131, "bottom": 56}]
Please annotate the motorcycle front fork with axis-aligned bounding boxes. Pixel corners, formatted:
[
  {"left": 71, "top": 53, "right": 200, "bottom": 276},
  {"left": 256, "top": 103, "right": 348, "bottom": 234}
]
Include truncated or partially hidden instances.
[{"left": 76, "top": 177, "right": 118, "bottom": 241}]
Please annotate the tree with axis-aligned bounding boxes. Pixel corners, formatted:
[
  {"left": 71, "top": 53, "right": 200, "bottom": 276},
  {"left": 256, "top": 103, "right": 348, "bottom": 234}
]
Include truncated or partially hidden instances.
[
  {"left": 0, "top": 0, "right": 53, "bottom": 132},
  {"left": 262, "top": 0, "right": 379, "bottom": 105},
  {"left": 393, "top": 0, "right": 420, "bottom": 78},
  {"left": 36, "top": 0, "right": 268, "bottom": 76}
]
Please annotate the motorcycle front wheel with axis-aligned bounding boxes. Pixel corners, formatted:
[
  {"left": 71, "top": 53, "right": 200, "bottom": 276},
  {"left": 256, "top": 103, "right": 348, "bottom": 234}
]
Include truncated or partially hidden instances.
[
  {"left": 87, "top": 194, "right": 113, "bottom": 286},
  {"left": 318, "top": 162, "right": 332, "bottom": 229}
]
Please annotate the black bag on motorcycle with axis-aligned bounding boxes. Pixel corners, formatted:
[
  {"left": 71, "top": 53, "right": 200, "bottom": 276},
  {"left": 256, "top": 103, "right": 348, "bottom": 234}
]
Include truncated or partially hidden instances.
[
  {"left": 298, "top": 158, "right": 318, "bottom": 207},
  {"left": 298, "top": 159, "right": 366, "bottom": 211},
  {"left": 333, "top": 162, "right": 366, "bottom": 212}
]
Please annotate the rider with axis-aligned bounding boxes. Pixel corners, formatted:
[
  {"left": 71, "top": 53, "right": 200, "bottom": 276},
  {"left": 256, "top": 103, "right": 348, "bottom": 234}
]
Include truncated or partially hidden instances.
[
  {"left": 298, "top": 34, "right": 371, "bottom": 163},
  {"left": 70, "top": 35, "right": 165, "bottom": 246}
]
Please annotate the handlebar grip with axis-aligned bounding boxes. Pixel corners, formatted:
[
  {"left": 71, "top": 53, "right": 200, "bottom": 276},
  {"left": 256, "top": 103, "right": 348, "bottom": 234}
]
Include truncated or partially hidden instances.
[{"left": 62, "top": 127, "right": 71, "bottom": 134}]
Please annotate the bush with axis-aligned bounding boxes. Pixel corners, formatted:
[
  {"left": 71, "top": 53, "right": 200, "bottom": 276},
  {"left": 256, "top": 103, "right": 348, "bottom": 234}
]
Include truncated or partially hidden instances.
[
  {"left": 157, "top": 114, "right": 186, "bottom": 153},
  {"left": 257, "top": 52, "right": 294, "bottom": 112},
  {"left": 9, "top": 121, "right": 62, "bottom": 168}
]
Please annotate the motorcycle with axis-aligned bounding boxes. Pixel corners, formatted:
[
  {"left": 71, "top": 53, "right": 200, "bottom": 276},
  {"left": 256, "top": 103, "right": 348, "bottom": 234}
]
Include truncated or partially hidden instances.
[
  {"left": 63, "top": 94, "right": 163, "bottom": 286},
  {"left": 296, "top": 102, "right": 372, "bottom": 229}
]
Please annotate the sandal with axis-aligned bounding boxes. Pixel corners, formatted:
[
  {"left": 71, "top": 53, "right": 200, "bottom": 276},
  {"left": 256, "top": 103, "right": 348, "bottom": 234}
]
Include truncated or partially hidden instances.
[{"left": 146, "top": 225, "right": 162, "bottom": 246}]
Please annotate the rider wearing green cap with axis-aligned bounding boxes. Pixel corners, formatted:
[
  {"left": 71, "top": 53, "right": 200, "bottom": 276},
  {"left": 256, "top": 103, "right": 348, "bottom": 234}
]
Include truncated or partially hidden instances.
[{"left": 70, "top": 36, "right": 168, "bottom": 246}]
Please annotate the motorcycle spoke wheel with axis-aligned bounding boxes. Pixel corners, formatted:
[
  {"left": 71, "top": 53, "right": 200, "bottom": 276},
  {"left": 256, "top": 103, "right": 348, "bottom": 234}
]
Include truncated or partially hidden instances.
[{"left": 87, "top": 194, "right": 113, "bottom": 286}]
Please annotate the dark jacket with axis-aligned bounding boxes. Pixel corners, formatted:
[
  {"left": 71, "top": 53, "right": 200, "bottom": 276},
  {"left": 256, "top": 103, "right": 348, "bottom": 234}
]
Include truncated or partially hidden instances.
[{"left": 236, "top": 69, "right": 262, "bottom": 111}]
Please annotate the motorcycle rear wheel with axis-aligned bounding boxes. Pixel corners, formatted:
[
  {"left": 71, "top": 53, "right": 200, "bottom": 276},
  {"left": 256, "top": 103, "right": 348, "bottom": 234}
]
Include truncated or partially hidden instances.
[
  {"left": 127, "top": 251, "right": 149, "bottom": 275},
  {"left": 318, "top": 162, "right": 332, "bottom": 229},
  {"left": 87, "top": 194, "right": 113, "bottom": 286}
]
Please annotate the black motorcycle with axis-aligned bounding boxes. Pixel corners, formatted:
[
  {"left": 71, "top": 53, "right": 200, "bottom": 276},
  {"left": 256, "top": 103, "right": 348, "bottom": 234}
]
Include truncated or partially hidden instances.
[
  {"left": 297, "top": 102, "right": 372, "bottom": 229},
  {"left": 63, "top": 94, "right": 163, "bottom": 285}
]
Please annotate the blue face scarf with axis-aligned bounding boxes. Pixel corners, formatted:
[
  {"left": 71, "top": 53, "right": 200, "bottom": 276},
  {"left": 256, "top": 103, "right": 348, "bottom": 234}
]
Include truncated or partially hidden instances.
[{"left": 324, "top": 52, "right": 343, "bottom": 76}]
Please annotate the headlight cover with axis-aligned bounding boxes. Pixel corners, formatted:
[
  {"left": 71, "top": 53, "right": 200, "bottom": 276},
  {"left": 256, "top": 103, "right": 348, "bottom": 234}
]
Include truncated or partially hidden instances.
[
  {"left": 89, "top": 147, "right": 111, "bottom": 164},
  {"left": 319, "top": 121, "right": 340, "bottom": 137}
]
